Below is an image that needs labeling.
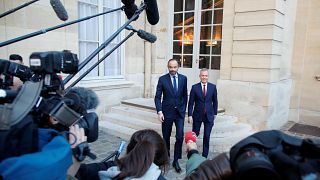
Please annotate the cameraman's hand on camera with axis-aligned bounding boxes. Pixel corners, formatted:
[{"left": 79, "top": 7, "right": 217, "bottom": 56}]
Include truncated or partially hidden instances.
[
  {"left": 68, "top": 124, "right": 87, "bottom": 177},
  {"left": 69, "top": 124, "right": 87, "bottom": 148}
]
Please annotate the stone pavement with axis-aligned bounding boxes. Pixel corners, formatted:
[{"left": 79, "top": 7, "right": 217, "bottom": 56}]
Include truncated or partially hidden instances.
[{"left": 84, "top": 127, "right": 219, "bottom": 180}]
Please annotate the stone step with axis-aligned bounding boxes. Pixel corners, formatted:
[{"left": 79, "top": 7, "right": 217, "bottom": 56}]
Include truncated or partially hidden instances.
[
  {"left": 111, "top": 105, "right": 236, "bottom": 125},
  {"left": 101, "top": 112, "right": 249, "bottom": 139},
  {"left": 99, "top": 120, "right": 242, "bottom": 153},
  {"left": 121, "top": 98, "right": 225, "bottom": 114},
  {"left": 102, "top": 113, "right": 161, "bottom": 132},
  {"left": 110, "top": 106, "right": 158, "bottom": 123},
  {"left": 99, "top": 121, "right": 135, "bottom": 141}
]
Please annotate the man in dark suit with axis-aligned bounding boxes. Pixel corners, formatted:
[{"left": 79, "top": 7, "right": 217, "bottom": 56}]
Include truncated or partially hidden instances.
[
  {"left": 188, "top": 68, "right": 218, "bottom": 158},
  {"left": 154, "top": 59, "right": 188, "bottom": 173}
]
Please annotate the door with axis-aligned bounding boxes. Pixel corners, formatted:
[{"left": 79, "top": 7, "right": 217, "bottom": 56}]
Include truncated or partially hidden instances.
[{"left": 169, "top": 0, "right": 224, "bottom": 90}]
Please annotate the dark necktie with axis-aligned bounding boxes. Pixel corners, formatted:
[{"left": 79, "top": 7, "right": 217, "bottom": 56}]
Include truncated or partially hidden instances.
[
  {"left": 173, "top": 76, "right": 177, "bottom": 93},
  {"left": 203, "top": 84, "right": 206, "bottom": 113}
]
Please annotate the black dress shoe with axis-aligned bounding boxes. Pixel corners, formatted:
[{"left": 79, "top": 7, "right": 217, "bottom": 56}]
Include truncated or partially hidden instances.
[{"left": 172, "top": 160, "right": 182, "bottom": 173}]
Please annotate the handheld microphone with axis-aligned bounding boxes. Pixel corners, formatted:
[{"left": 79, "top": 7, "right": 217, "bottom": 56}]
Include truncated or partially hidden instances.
[
  {"left": 126, "top": 25, "right": 157, "bottom": 43},
  {"left": 50, "top": 0, "right": 68, "bottom": 21},
  {"left": 185, "top": 131, "right": 197, "bottom": 143},
  {"left": 144, "top": 0, "right": 159, "bottom": 25},
  {"left": 115, "top": 141, "right": 126, "bottom": 159},
  {"left": 121, "top": 0, "right": 138, "bottom": 21}
]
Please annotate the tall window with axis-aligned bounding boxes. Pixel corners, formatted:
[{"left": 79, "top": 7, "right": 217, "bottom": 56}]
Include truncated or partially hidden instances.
[
  {"left": 172, "top": 0, "right": 223, "bottom": 70},
  {"left": 78, "top": 0, "right": 123, "bottom": 78}
]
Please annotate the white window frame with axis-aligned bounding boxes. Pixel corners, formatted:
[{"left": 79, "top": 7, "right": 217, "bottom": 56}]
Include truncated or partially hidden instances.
[{"left": 78, "top": 0, "right": 125, "bottom": 82}]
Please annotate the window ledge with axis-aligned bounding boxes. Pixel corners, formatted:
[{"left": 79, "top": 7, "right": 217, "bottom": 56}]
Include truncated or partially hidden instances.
[{"left": 77, "top": 79, "right": 135, "bottom": 91}]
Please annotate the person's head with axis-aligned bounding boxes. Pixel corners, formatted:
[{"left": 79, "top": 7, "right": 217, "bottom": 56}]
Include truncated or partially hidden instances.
[
  {"left": 199, "top": 68, "right": 209, "bottom": 84},
  {"left": 116, "top": 129, "right": 169, "bottom": 179},
  {"left": 9, "top": 54, "right": 23, "bottom": 64},
  {"left": 167, "top": 59, "right": 179, "bottom": 75}
]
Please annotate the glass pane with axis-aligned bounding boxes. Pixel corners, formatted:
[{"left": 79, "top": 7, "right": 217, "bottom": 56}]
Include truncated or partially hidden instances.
[
  {"left": 184, "top": 12, "right": 194, "bottom": 26},
  {"left": 183, "top": 44, "right": 193, "bottom": 54},
  {"left": 86, "top": 42, "right": 99, "bottom": 77},
  {"left": 211, "top": 56, "right": 221, "bottom": 70},
  {"left": 104, "top": 10, "right": 120, "bottom": 41},
  {"left": 173, "top": 27, "right": 182, "bottom": 40},
  {"left": 202, "top": 0, "right": 213, "bottom": 10},
  {"left": 212, "top": 25, "right": 222, "bottom": 40},
  {"left": 200, "top": 26, "right": 211, "bottom": 40},
  {"left": 201, "top": 10, "right": 212, "bottom": 25},
  {"left": 86, "top": 6, "right": 98, "bottom": 41},
  {"left": 199, "top": 41, "right": 210, "bottom": 55},
  {"left": 183, "top": 27, "right": 194, "bottom": 41},
  {"left": 185, "top": 0, "right": 195, "bottom": 11},
  {"left": 173, "top": 55, "right": 182, "bottom": 67},
  {"left": 173, "top": 41, "right": 182, "bottom": 54},
  {"left": 90, "top": 0, "right": 98, "bottom": 5},
  {"left": 214, "top": 0, "right": 224, "bottom": 8},
  {"left": 174, "top": 13, "right": 183, "bottom": 26},
  {"left": 199, "top": 56, "right": 210, "bottom": 69},
  {"left": 183, "top": 55, "right": 192, "bottom": 68},
  {"left": 211, "top": 41, "right": 222, "bottom": 54},
  {"left": 174, "top": 0, "right": 183, "bottom": 12},
  {"left": 213, "top": 9, "right": 223, "bottom": 24},
  {"left": 104, "top": 44, "right": 120, "bottom": 76}
]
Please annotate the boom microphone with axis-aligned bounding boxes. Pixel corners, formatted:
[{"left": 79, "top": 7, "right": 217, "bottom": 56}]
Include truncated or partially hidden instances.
[
  {"left": 121, "top": 0, "right": 138, "bottom": 20},
  {"left": 126, "top": 25, "right": 157, "bottom": 43},
  {"left": 50, "top": 0, "right": 68, "bottom": 21},
  {"left": 144, "top": 0, "right": 159, "bottom": 25},
  {"left": 137, "top": 30, "right": 157, "bottom": 43}
]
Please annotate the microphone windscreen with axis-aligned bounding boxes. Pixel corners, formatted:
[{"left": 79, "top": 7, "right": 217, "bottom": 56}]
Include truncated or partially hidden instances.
[
  {"left": 144, "top": 0, "right": 159, "bottom": 25},
  {"left": 121, "top": 0, "right": 138, "bottom": 20},
  {"left": 50, "top": 0, "right": 69, "bottom": 21},
  {"left": 185, "top": 131, "right": 197, "bottom": 143},
  {"left": 137, "top": 30, "right": 157, "bottom": 43},
  {"left": 66, "top": 87, "right": 100, "bottom": 110}
]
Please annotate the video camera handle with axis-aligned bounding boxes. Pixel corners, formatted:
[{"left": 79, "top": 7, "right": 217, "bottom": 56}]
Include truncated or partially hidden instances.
[
  {"left": 0, "top": 7, "right": 123, "bottom": 48},
  {"left": 63, "top": 2, "right": 147, "bottom": 86}
]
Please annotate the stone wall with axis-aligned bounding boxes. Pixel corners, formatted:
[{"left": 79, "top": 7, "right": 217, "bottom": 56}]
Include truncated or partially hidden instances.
[
  {"left": 218, "top": 0, "right": 297, "bottom": 130},
  {"left": 289, "top": 0, "right": 320, "bottom": 126}
]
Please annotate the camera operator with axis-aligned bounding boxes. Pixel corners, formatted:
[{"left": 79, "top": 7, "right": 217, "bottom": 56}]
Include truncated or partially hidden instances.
[{"left": 7, "top": 54, "right": 24, "bottom": 90}]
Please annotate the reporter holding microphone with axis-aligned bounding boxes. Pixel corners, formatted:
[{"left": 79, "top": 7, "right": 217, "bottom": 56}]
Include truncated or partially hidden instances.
[{"left": 184, "top": 131, "right": 233, "bottom": 179}]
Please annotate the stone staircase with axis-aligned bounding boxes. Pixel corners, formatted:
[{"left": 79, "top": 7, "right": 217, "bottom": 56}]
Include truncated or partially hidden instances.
[{"left": 100, "top": 98, "right": 255, "bottom": 153}]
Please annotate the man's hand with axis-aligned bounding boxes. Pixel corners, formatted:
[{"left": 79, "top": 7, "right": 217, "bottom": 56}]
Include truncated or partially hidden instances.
[
  {"left": 186, "top": 141, "right": 197, "bottom": 153},
  {"left": 68, "top": 124, "right": 87, "bottom": 176},
  {"left": 158, "top": 112, "right": 164, "bottom": 123},
  {"left": 69, "top": 124, "right": 87, "bottom": 148},
  {"left": 188, "top": 116, "right": 193, "bottom": 124}
]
